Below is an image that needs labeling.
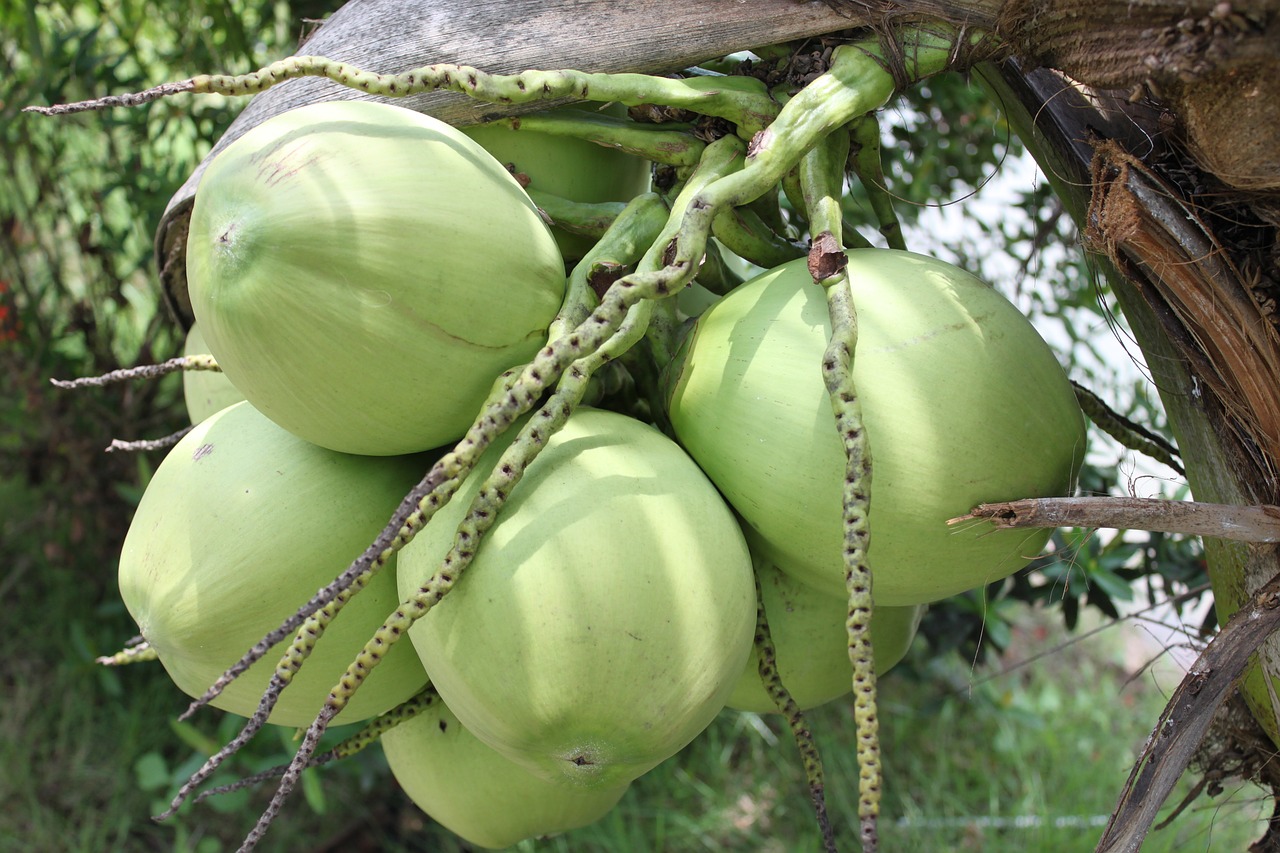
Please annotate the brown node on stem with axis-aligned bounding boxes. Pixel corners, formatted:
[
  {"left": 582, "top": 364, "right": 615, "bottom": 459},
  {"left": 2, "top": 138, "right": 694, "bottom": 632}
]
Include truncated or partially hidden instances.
[{"left": 807, "top": 230, "right": 848, "bottom": 282}]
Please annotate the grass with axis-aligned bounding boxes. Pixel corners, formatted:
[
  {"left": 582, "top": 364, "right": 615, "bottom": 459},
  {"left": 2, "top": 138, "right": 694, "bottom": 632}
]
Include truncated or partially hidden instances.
[
  {"left": 485, "top": 603, "right": 1272, "bottom": 852},
  {"left": 2, "top": 542, "right": 1272, "bottom": 853}
]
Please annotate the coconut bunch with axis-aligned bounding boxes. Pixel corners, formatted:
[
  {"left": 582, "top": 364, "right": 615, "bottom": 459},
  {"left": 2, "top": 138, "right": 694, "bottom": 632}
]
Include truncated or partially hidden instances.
[{"left": 42, "top": 29, "right": 1089, "bottom": 852}]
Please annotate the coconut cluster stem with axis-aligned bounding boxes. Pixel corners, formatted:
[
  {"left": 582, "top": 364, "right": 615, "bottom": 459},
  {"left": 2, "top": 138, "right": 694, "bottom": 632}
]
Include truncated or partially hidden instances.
[
  {"left": 711, "top": 205, "right": 806, "bottom": 269},
  {"left": 753, "top": 572, "right": 837, "bottom": 853},
  {"left": 847, "top": 115, "right": 907, "bottom": 252},
  {"left": 49, "top": 353, "right": 219, "bottom": 389},
  {"left": 801, "top": 130, "right": 881, "bottom": 852},
  {"left": 192, "top": 686, "right": 440, "bottom": 806},
  {"left": 480, "top": 110, "right": 708, "bottom": 167},
  {"left": 27, "top": 60, "right": 780, "bottom": 138},
  {"left": 1072, "top": 381, "right": 1185, "bottom": 475}
]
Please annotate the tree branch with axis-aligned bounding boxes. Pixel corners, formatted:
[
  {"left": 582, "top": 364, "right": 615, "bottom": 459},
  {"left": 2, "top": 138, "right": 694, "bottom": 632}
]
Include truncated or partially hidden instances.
[{"left": 951, "top": 496, "right": 1280, "bottom": 542}]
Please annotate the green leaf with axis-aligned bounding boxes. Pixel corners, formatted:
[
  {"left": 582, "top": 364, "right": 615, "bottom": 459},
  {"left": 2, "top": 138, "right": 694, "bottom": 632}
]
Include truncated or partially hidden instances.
[{"left": 133, "top": 751, "right": 169, "bottom": 792}]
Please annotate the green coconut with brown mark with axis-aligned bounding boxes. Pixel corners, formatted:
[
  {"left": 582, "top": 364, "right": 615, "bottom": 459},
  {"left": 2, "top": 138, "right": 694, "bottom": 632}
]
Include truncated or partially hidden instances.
[
  {"left": 186, "top": 99, "right": 567, "bottom": 456},
  {"left": 664, "top": 249, "right": 1087, "bottom": 606},
  {"left": 381, "top": 691, "right": 630, "bottom": 849},
  {"left": 398, "top": 407, "right": 756, "bottom": 790},
  {"left": 118, "top": 400, "right": 431, "bottom": 727}
]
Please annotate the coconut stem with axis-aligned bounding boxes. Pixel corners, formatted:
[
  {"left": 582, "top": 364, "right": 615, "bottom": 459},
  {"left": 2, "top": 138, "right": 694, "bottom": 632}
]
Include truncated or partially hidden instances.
[
  {"left": 692, "top": 238, "right": 745, "bottom": 296},
  {"left": 105, "top": 427, "right": 194, "bottom": 454},
  {"left": 711, "top": 204, "right": 806, "bottom": 270},
  {"left": 192, "top": 686, "right": 440, "bottom": 806},
  {"left": 552, "top": 192, "right": 671, "bottom": 338},
  {"left": 1072, "top": 380, "right": 1185, "bottom": 475},
  {"left": 49, "top": 353, "right": 219, "bottom": 389},
  {"left": 847, "top": 114, "right": 907, "bottom": 252},
  {"left": 28, "top": 60, "right": 780, "bottom": 138},
  {"left": 527, "top": 192, "right": 628, "bottom": 240},
  {"left": 477, "top": 110, "right": 707, "bottom": 168},
  {"left": 753, "top": 572, "right": 837, "bottom": 853},
  {"left": 801, "top": 130, "right": 881, "bottom": 853},
  {"left": 95, "top": 640, "right": 158, "bottom": 666}
]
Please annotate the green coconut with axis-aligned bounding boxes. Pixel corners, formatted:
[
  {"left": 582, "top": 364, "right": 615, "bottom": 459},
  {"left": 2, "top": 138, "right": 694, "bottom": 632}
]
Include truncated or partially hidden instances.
[
  {"left": 398, "top": 408, "right": 756, "bottom": 790},
  {"left": 381, "top": 690, "right": 629, "bottom": 849},
  {"left": 664, "top": 249, "right": 1086, "bottom": 606},
  {"left": 726, "top": 554, "right": 922, "bottom": 715},
  {"left": 181, "top": 321, "right": 245, "bottom": 424},
  {"left": 118, "top": 401, "right": 430, "bottom": 727},
  {"left": 186, "top": 99, "right": 567, "bottom": 456},
  {"left": 462, "top": 103, "right": 652, "bottom": 261}
]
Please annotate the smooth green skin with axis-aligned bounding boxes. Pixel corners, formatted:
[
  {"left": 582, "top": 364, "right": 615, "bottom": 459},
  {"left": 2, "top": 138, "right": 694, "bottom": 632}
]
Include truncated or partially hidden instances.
[
  {"left": 181, "top": 321, "right": 245, "bottom": 424},
  {"left": 381, "top": 694, "right": 629, "bottom": 849},
  {"left": 463, "top": 103, "right": 652, "bottom": 261},
  {"left": 118, "top": 401, "right": 430, "bottom": 727},
  {"left": 398, "top": 408, "right": 756, "bottom": 791},
  {"left": 665, "top": 249, "right": 1087, "bottom": 605},
  {"left": 186, "top": 100, "right": 566, "bottom": 456},
  {"left": 727, "top": 554, "right": 922, "bottom": 715}
]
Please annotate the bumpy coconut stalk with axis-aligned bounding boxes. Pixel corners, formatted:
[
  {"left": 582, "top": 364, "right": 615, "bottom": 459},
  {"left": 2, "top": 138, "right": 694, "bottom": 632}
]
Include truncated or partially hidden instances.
[
  {"left": 749, "top": 570, "right": 837, "bottom": 853},
  {"left": 730, "top": 558, "right": 922, "bottom": 713},
  {"left": 802, "top": 126, "right": 883, "bottom": 850}
]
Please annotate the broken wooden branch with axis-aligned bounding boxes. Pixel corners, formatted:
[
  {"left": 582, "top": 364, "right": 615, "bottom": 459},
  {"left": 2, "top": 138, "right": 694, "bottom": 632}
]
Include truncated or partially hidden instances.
[{"left": 950, "top": 496, "right": 1280, "bottom": 543}]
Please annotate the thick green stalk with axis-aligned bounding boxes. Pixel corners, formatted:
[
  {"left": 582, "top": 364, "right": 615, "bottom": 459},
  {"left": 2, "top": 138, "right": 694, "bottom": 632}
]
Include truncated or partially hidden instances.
[
  {"left": 848, "top": 114, "right": 907, "bottom": 251},
  {"left": 31, "top": 61, "right": 780, "bottom": 137},
  {"left": 526, "top": 192, "right": 628, "bottom": 240},
  {"left": 476, "top": 110, "right": 706, "bottom": 167},
  {"left": 1073, "top": 381, "right": 1185, "bottom": 476},
  {"left": 711, "top": 204, "right": 806, "bottom": 270},
  {"left": 800, "top": 129, "right": 881, "bottom": 853},
  {"left": 551, "top": 192, "right": 670, "bottom": 339}
]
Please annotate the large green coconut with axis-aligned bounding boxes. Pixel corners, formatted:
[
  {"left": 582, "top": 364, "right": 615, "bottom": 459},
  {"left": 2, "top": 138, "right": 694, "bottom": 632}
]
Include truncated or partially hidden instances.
[
  {"left": 181, "top": 321, "right": 245, "bottom": 424},
  {"left": 664, "top": 249, "right": 1086, "bottom": 606},
  {"left": 398, "top": 408, "right": 756, "bottom": 791},
  {"left": 381, "top": 690, "right": 629, "bottom": 849},
  {"left": 186, "top": 99, "right": 567, "bottom": 456},
  {"left": 726, "top": 554, "right": 922, "bottom": 715},
  {"left": 118, "top": 401, "right": 430, "bottom": 727}
]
